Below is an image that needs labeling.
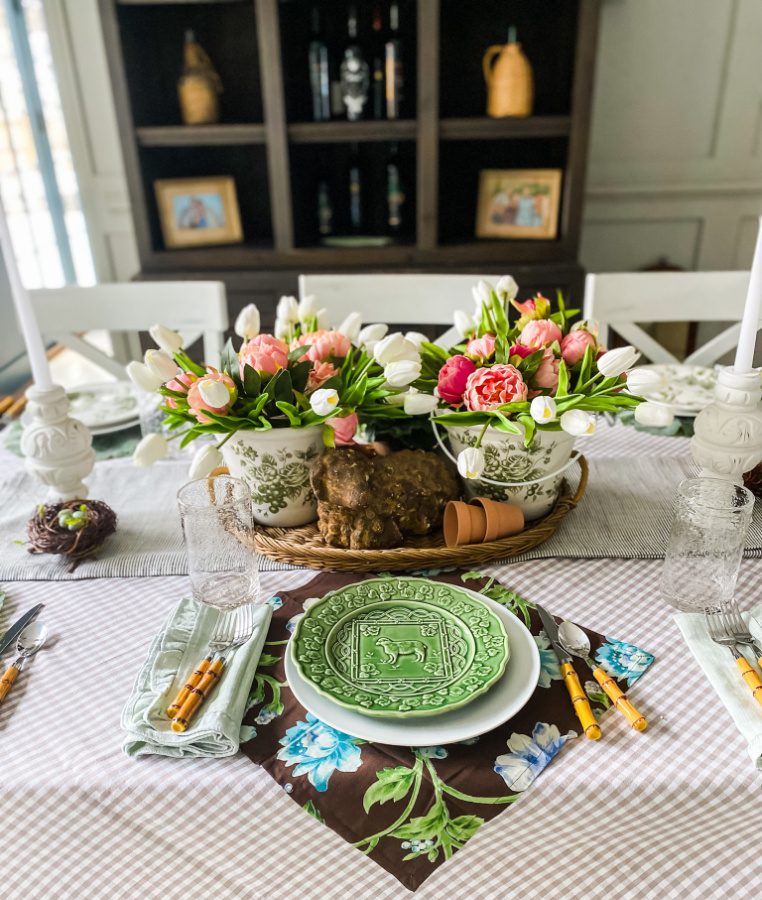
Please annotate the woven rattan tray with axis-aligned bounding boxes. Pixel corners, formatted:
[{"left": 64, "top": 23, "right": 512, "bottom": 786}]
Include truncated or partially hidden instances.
[{"left": 249, "top": 455, "right": 588, "bottom": 572}]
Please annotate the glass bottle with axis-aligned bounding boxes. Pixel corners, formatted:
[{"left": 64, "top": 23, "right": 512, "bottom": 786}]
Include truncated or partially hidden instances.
[
  {"left": 385, "top": 1, "right": 403, "bottom": 119},
  {"left": 308, "top": 5, "right": 331, "bottom": 121},
  {"left": 340, "top": 5, "right": 370, "bottom": 121}
]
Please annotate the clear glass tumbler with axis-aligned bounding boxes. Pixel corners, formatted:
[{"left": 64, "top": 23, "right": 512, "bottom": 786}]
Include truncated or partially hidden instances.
[
  {"left": 177, "top": 475, "right": 260, "bottom": 609},
  {"left": 660, "top": 477, "right": 754, "bottom": 613}
]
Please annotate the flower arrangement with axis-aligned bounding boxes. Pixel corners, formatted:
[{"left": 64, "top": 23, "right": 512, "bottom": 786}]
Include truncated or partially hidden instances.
[
  {"left": 405, "top": 276, "right": 643, "bottom": 480},
  {"left": 127, "top": 295, "right": 419, "bottom": 478}
]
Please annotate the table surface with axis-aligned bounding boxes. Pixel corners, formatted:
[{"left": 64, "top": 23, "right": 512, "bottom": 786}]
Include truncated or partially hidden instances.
[{"left": 1, "top": 426, "right": 761, "bottom": 900}]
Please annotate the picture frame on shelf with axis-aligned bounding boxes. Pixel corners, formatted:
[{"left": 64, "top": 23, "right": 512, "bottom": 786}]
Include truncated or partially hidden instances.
[
  {"left": 475, "top": 168, "right": 562, "bottom": 240},
  {"left": 154, "top": 176, "right": 243, "bottom": 249}
]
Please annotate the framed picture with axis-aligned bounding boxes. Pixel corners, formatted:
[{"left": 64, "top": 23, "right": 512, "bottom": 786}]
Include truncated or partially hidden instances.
[
  {"left": 475, "top": 168, "right": 562, "bottom": 240},
  {"left": 154, "top": 176, "right": 243, "bottom": 248}
]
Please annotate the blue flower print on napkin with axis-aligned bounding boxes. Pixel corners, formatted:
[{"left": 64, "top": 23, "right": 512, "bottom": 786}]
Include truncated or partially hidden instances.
[
  {"left": 266, "top": 596, "right": 283, "bottom": 609},
  {"left": 494, "top": 722, "right": 576, "bottom": 792},
  {"left": 534, "top": 633, "right": 562, "bottom": 688},
  {"left": 277, "top": 713, "right": 363, "bottom": 792},
  {"left": 595, "top": 637, "right": 654, "bottom": 687}
]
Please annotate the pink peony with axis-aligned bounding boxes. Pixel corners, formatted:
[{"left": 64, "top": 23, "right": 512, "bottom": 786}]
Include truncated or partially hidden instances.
[
  {"left": 437, "top": 355, "right": 477, "bottom": 405},
  {"left": 518, "top": 318, "right": 562, "bottom": 350},
  {"left": 328, "top": 411, "right": 359, "bottom": 446},
  {"left": 508, "top": 343, "right": 534, "bottom": 360},
  {"left": 463, "top": 364, "right": 528, "bottom": 411},
  {"left": 165, "top": 371, "right": 197, "bottom": 409},
  {"left": 239, "top": 334, "right": 289, "bottom": 377},
  {"left": 295, "top": 329, "right": 351, "bottom": 363},
  {"left": 307, "top": 360, "right": 339, "bottom": 392},
  {"left": 534, "top": 348, "right": 560, "bottom": 391},
  {"left": 466, "top": 334, "right": 496, "bottom": 360},
  {"left": 560, "top": 329, "right": 596, "bottom": 365},
  {"left": 187, "top": 370, "right": 238, "bottom": 424}
]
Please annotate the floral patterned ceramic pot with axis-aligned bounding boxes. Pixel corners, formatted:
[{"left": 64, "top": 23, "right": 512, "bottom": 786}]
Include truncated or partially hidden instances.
[
  {"left": 221, "top": 426, "right": 323, "bottom": 527},
  {"left": 444, "top": 425, "right": 576, "bottom": 522}
]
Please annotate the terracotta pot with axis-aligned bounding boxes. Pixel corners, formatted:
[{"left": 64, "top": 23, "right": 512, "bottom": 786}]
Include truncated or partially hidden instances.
[
  {"left": 443, "top": 501, "right": 487, "bottom": 547},
  {"left": 469, "top": 497, "right": 524, "bottom": 541}
]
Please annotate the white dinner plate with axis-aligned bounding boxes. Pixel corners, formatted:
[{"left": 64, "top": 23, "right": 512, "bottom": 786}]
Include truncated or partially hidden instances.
[
  {"left": 89, "top": 417, "right": 141, "bottom": 436},
  {"left": 631, "top": 363, "right": 717, "bottom": 418},
  {"left": 285, "top": 587, "right": 541, "bottom": 746},
  {"left": 66, "top": 381, "right": 141, "bottom": 429}
]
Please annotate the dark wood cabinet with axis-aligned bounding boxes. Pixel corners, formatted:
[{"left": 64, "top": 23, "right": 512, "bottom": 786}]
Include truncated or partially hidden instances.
[{"left": 100, "top": 0, "right": 600, "bottom": 322}]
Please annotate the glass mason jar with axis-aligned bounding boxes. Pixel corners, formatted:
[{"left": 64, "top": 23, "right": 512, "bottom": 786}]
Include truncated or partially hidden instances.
[
  {"left": 177, "top": 475, "right": 260, "bottom": 610},
  {"left": 660, "top": 477, "right": 754, "bottom": 613}
]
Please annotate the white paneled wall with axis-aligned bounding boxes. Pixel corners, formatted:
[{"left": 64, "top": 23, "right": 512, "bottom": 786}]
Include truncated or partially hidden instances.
[
  {"left": 43, "top": 0, "right": 762, "bottom": 281},
  {"left": 581, "top": 0, "right": 762, "bottom": 273}
]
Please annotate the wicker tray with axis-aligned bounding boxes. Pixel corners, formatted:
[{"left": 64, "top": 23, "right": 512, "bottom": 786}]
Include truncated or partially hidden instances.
[{"left": 249, "top": 455, "right": 588, "bottom": 572}]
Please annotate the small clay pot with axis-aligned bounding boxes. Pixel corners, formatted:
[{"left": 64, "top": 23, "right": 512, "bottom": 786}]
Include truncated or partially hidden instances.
[
  {"left": 469, "top": 496, "right": 524, "bottom": 541},
  {"left": 443, "top": 501, "right": 487, "bottom": 547}
]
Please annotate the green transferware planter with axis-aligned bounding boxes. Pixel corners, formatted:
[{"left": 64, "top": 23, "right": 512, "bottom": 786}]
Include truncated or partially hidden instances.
[{"left": 291, "top": 577, "right": 509, "bottom": 718}]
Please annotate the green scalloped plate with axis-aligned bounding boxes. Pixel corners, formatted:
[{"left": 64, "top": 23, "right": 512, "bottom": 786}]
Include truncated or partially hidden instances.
[{"left": 290, "top": 577, "right": 509, "bottom": 718}]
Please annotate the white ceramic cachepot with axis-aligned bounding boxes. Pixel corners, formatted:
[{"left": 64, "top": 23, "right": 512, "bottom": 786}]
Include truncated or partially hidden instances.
[
  {"left": 221, "top": 425, "right": 323, "bottom": 527},
  {"left": 443, "top": 424, "right": 576, "bottom": 521}
]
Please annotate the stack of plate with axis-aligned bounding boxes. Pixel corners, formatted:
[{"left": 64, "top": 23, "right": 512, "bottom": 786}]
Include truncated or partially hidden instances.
[
  {"left": 287, "top": 577, "right": 541, "bottom": 746},
  {"left": 66, "top": 382, "right": 142, "bottom": 436},
  {"left": 632, "top": 363, "right": 717, "bottom": 418}
]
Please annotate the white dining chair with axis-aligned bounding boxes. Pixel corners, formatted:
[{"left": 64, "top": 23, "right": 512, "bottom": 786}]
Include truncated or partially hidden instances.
[
  {"left": 583, "top": 271, "right": 753, "bottom": 365},
  {"left": 298, "top": 273, "right": 504, "bottom": 346},
  {"left": 30, "top": 281, "right": 229, "bottom": 379}
]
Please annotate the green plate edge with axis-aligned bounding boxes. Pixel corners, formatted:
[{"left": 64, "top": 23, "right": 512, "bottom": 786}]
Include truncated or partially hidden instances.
[{"left": 290, "top": 576, "right": 510, "bottom": 719}]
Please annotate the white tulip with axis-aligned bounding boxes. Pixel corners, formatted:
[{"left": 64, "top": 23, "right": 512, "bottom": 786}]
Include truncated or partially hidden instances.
[
  {"left": 383, "top": 391, "right": 408, "bottom": 407},
  {"left": 358, "top": 323, "right": 388, "bottom": 348},
  {"left": 126, "top": 360, "right": 164, "bottom": 393},
  {"left": 198, "top": 379, "right": 230, "bottom": 409},
  {"left": 310, "top": 388, "right": 340, "bottom": 416},
  {"left": 403, "top": 389, "right": 438, "bottom": 415},
  {"left": 234, "top": 303, "right": 261, "bottom": 340},
  {"left": 384, "top": 359, "right": 421, "bottom": 388},
  {"left": 298, "top": 294, "right": 318, "bottom": 322},
  {"left": 495, "top": 275, "right": 519, "bottom": 301},
  {"left": 457, "top": 447, "right": 485, "bottom": 480},
  {"left": 634, "top": 402, "right": 675, "bottom": 428},
  {"left": 143, "top": 349, "right": 177, "bottom": 382},
  {"left": 149, "top": 324, "right": 184, "bottom": 355},
  {"left": 626, "top": 367, "right": 667, "bottom": 396},
  {"left": 133, "top": 432, "right": 169, "bottom": 467},
  {"left": 188, "top": 444, "right": 224, "bottom": 479},
  {"left": 374, "top": 333, "right": 419, "bottom": 365},
  {"left": 274, "top": 316, "right": 290, "bottom": 340},
  {"left": 316, "top": 307, "right": 330, "bottom": 330},
  {"left": 597, "top": 345, "right": 641, "bottom": 378},
  {"left": 560, "top": 409, "right": 596, "bottom": 436},
  {"left": 276, "top": 295, "right": 300, "bottom": 324},
  {"left": 338, "top": 311, "right": 363, "bottom": 342},
  {"left": 453, "top": 310, "right": 476, "bottom": 336},
  {"left": 471, "top": 279, "right": 493, "bottom": 311},
  {"left": 404, "top": 331, "right": 429, "bottom": 349},
  {"left": 530, "top": 395, "right": 557, "bottom": 424}
]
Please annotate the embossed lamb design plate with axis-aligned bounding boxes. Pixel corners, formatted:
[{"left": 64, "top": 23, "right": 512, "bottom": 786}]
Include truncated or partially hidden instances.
[{"left": 291, "top": 577, "right": 510, "bottom": 718}]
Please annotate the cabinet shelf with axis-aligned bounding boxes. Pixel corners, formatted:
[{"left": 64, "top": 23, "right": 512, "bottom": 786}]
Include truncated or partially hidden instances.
[
  {"left": 440, "top": 116, "right": 571, "bottom": 141},
  {"left": 287, "top": 120, "right": 417, "bottom": 144},
  {"left": 136, "top": 124, "right": 266, "bottom": 146}
]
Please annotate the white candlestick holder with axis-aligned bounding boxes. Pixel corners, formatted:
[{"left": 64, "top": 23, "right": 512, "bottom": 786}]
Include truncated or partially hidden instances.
[
  {"left": 20, "top": 384, "right": 95, "bottom": 501},
  {"left": 691, "top": 367, "right": 762, "bottom": 483}
]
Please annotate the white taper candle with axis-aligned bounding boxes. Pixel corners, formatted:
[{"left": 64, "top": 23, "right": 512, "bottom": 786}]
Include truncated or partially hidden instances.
[
  {"left": 734, "top": 214, "right": 762, "bottom": 373},
  {"left": 0, "top": 193, "right": 53, "bottom": 390}
]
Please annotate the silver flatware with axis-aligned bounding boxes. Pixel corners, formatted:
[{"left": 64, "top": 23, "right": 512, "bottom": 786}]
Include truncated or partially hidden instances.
[
  {"left": 706, "top": 609, "right": 762, "bottom": 708},
  {"left": 721, "top": 600, "right": 762, "bottom": 670},
  {"left": 0, "top": 620, "right": 48, "bottom": 705},
  {"left": 0, "top": 603, "right": 44, "bottom": 658},
  {"left": 536, "top": 604, "right": 601, "bottom": 740},
  {"left": 558, "top": 619, "right": 647, "bottom": 731}
]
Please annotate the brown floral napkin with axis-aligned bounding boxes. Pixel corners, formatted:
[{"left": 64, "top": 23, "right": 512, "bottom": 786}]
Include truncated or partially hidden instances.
[{"left": 241, "top": 571, "right": 654, "bottom": 892}]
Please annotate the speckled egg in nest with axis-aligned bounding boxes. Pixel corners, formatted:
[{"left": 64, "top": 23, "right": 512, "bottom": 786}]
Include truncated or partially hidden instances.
[{"left": 27, "top": 499, "right": 117, "bottom": 570}]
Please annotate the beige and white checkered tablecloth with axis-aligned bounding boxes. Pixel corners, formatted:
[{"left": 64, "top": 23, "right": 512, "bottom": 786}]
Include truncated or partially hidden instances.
[{"left": 1, "top": 427, "right": 761, "bottom": 898}]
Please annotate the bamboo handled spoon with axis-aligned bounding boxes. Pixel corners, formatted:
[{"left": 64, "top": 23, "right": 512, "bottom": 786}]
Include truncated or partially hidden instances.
[
  {"left": 557, "top": 620, "right": 647, "bottom": 732},
  {"left": 0, "top": 621, "right": 48, "bottom": 704}
]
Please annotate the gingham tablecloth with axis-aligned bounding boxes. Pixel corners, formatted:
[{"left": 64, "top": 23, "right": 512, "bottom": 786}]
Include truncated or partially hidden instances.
[{"left": 1, "top": 558, "right": 761, "bottom": 899}]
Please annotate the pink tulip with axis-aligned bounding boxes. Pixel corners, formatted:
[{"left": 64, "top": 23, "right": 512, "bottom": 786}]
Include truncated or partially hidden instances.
[
  {"left": 294, "top": 329, "right": 351, "bottom": 363},
  {"left": 437, "top": 355, "right": 477, "bottom": 405},
  {"left": 560, "top": 329, "right": 596, "bottom": 365},
  {"left": 187, "top": 371, "right": 238, "bottom": 424},
  {"left": 463, "top": 364, "right": 528, "bottom": 411},
  {"left": 307, "top": 360, "right": 339, "bottom": 391},
  {"left": 518, "top": 318, "right": 562, "bottom": 349},
  {"left": 328, "top": 411, "right": 359, "bottom": 446},
  {"left": 466, "top": 334, "right": 496, "bottom": 360},
  {"left": 508, "top": 343, "right": 534, "bottom": 360},
  {"left": 534, "top": 349, "right": 560, "bottom": 391},
  {"left": 165, "top": 371, "right": 197, "bottom": 409},
  {"left": 239, "top": 334, "right": 289, "bottom": 377}
]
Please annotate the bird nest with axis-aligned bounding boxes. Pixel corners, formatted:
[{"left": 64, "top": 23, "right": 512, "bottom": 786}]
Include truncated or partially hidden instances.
[{"left": 27, "top": 499, "right": 117, "bottom": 571}]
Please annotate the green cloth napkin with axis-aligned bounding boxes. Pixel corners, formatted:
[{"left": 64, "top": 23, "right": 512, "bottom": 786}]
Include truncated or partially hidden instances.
[{"left": 122, "top": 598, "right": 272, "bottom": 758}]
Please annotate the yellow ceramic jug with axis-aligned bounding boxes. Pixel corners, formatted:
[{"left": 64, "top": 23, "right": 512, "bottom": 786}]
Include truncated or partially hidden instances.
[{"left": 482, "top": 30, "right": 534, "bottom": 118}]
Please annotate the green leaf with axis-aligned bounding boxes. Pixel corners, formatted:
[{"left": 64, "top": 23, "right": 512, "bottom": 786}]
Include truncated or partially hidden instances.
[
  {"left": 220, "top": 338, "right": 238, "bottom": 378},
  {"left": 391, "top": 800, "right": 447, "bottom": 841},
  {"left": 288, "top": 345, "right": 309, "bottom": 361},
  {"left": 319, "top": 375, "right": 342, "bottom": 393},
  {"left": 447, "top": 814, "right": 484, "bottom": 843},
  {"left": 517, "top": 413, "right": 536, "bottom": 448},
  {"left": 303, "top": 800, "right": 325, "bottom": 824},
  {"left": 556, "top": 359, "right": 569, "bottom": 398},
  {"left": 257, "top": 653, "right": 279, "bottom": 667},
  {"left": 242, "top": 364, "right": 261, "bottom": 397},
  {"left": 492, "top": 412, "right": 521, "bottom": 434},
  {"left": 322, "top": 424, "right": 336, "bottom": 447},
  {"left": 362, "top": 767, "right": 417, "bottom": 813},
  {"left": 275, "top": 401, "right": 301, "bottom": 426},
  {"left": 290, "top": 359, "right": 313, "bottom": 393},
  {"left": 575, "top": 343, "right": 594, "bottom": 391},
  {"left": 517, "top": 348, "right": 545, "bottom": 379},
  {"left": 421, "top": 341, "right": 450, "bottom": 362}
]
